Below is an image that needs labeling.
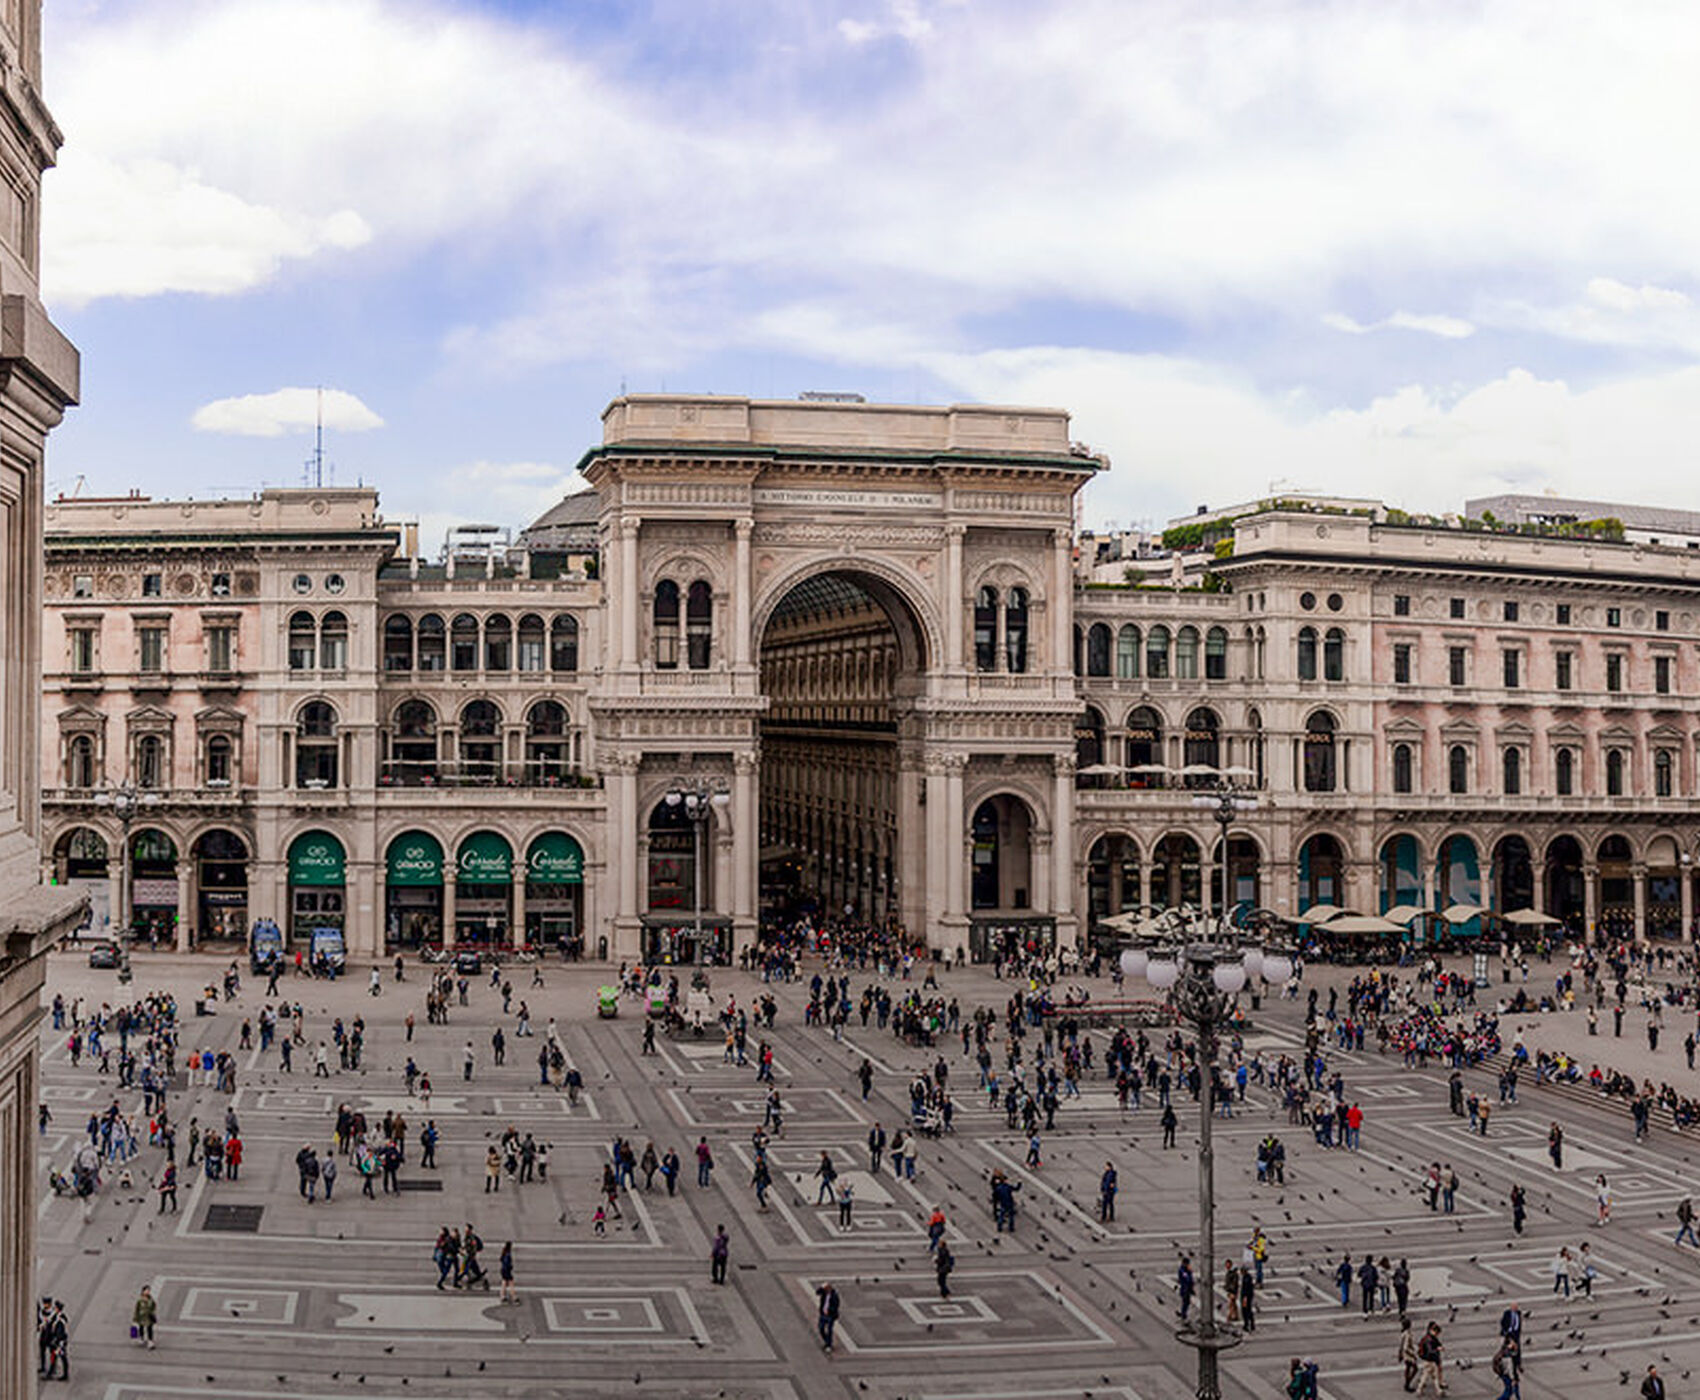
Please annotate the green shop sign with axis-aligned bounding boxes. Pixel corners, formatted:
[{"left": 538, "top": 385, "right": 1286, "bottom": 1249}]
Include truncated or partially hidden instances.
[
  {"left": 387, "top": 833, "right": 444, "bottom": 887},
  {"left": 527, "top": 832, "right": 584, "bottom": 885},
  {"left": 457, "top": 831, "right": 513, "bottom": 884},
  {"left": 288, "top": 832, "right": 345, "bottom": 886}
]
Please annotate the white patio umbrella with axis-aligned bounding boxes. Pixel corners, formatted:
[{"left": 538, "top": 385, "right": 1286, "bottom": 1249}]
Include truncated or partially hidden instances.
[
  {"left": 1439, "top": 903, "right": 1485, "bottom": 924},
  {"left": 1502, "top": 908, "right": 1561, "bottom": 928},
  {"left": 1380, "top": 904, "right": 1425, "bottom": 926}
]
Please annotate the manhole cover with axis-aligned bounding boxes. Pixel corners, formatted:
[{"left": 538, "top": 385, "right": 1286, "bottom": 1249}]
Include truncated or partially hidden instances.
[
  {"left": 395, "top": 1179, "right": 443, "bottom": 1193},
  {"left": 203, "top": 1204, "right": 264, "bottom": 1233}
]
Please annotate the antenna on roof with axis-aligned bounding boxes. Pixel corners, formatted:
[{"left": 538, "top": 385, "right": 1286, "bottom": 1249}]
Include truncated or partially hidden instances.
[{"left": 303, "top": 386, "right": 334, "bottom": 488}]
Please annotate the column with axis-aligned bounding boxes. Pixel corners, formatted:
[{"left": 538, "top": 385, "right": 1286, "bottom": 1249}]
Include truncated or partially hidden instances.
[
  {"left": 1052, "top": 755, "right": 1076, "bottom": 944},
  {"left": 511, "top": 878, "right": 527, "bottom": 947},
  {"left": 1583, "top": 864, "right": 1599, "bottom": 945},
  {"left": 732, "top": 751, "right": 757, "bottom": 943},
  {"left": 1632, "top": 863, "right": 1648, "bottom": 944},
  {"left": 619, "top": 517, "right": 640, "bottom": 671},
  {"left": 1051, "top": 528, "right": 1073, "bottom": 672},
  {"left": 943, "top": 756, "right": 965, "bottom": 921},
  {"left": 1033, "top": 831, "right": 1053, "bottom": 915},
  {"left": 896, "top": 751, "right": 925, "bottom": 936},
  {"left": 1682, "top": 863, "right": 1694, "bottom": 940},
  {"left": 443, "top": 879, "right": 457, "bottom": 949},
  {"left": 944, "top": 525, "right": 964, "bottom": 671},
  {"left": 924, "top": 755, "right": 949, "bottom": 943},
  {"left": 107, "top": 861, "right": 122, "bottom": 935},
  {"left": 616, "top": 760, "right": 639, "bottom": 923},
  {"left": 175, "top": 864, "right": 193, "bottom": 952},
  {"left": 733, "top": 519, "right": 753, "bottom": 670}
]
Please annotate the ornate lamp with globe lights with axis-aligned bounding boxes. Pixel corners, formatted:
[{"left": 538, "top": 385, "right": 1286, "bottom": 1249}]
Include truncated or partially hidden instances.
[{"left": 1119, "top": 913, "right": 1293, "bottom": 1400}]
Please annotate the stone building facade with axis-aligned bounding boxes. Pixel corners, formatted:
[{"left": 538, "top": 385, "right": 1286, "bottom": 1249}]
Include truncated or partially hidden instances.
[
  {"left": 39, "top": 394, "right": 1700, "bottom": 974},
  {"left": 0, "top": 0, "right": 81, "bottom": 1390}
]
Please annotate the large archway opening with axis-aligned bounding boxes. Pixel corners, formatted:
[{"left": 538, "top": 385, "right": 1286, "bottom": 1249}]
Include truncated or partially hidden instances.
[{"left": 757, "top": 570, "right": 926, "bottom": 933}]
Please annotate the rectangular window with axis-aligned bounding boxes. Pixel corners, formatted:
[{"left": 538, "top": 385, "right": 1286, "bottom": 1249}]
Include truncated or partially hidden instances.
[
  {"left": 1393, "top": 644, "right": 1411, "bottom": 685},
  {"left": 142, "top": 573, "right": 162, "bottom": 597},
  {"left": 1606, "top": 607, "right": 1621, "bottom": 627},
  {"left": 72, "top": 574, "right": 92, "bottom": 599},
  {"left": 1449, "top": 646, "right": 1467, "bottom": 687},
  {"left": 1555, "top": 651, "right": 1573, "bottom": 690},
  {"left": 211, "top": 572, "right": 231, "bottom": 597},
  {"left": 1657, "top": 609, "right": 1670, "bottom": 632},
  {"left": 1393, "top": 594, "right": 1410, "bottom": 617},
  {"left": 518, "top": 636, "right": 545, "bottom": 672},
  {"left": 1656, "top": 655, "right": 1672, "bottom": 695},
  {"left": 206, "top": 625, "right": 234, "bottom": 674},
  {"left": 1605, "top": 653, "right": 1624, "bottom": 692},
  {"left": 138, "top": 626, "right": 165, "bottom": 673},
  {"left": 69, "top": 628, "right": 95, "bottom": 673},
  {"left": 1557, "top": 604, "right": 1571, "bottom": 625},
  {"left": 1503, "top": 600, "right": 1519, "bottom": 622},
  {"left": 1449, "top": 597, "right": 1465, "bottom": 619},
  {"left": 1502, "top": 649, "right": 1520, "bottom": 688}
]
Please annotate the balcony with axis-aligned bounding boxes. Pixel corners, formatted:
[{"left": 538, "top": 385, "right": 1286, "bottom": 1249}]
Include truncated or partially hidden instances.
[
  {"left": 377, "top": 764, "right": 601, "bottom": 791},
  {"left": 43, "top": 785, "right": 252, "bottom": 809},
  {"left": 198, "top": 670, "right": 247, "bottom": 692},
  {"left": 130, "top": 672, "right": 173, "bottom": 695},
  {"left": 61, "top": 672, "right": 104, "bottom": 693}
]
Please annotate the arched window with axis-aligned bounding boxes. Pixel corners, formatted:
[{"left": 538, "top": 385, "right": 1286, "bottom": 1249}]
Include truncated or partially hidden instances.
[
  {"left": 1127, "top": 706, "right": 1163, "bottom": 784},
  {"left": 67, "top": 735, "right": 95, "bottom": 789},
  {"left": 1503, "top": 746, "right": 1521, "bottom": 795},
  {"left": 1005, "top": 588, "right": 1029, "bottom": 673},
  {"left": 1146, "top": 625, "right": 1171, "bottom": 679},
  {"left": 416, "top": 614, "right": 446, "bottom": 672},
  {"left": 1656, "top": 748, "right": 1675, "bottom": 798},
  {"left": 135, "top": 734, "right": 164, "bottom": 789},
  {"left": 526, "top": 699, "right": 570, "bottom": 784},
  {"left": 319, "top": 610, "right": 348, "bottom": 671},
  {"left": 461, "top": 700, "right": 503, "bottom": 782},
  {"left": 1205, "top": 626, "right": 1228, "bottom": 680},
  {"left": 205, "top": 734, "right": 233, "bottom": 786},
  {"left": 1183, "top": 707, "right": 1219, "bottom": 779},
  {"left": 295, "top": 701, "right": 339, "bottom": 788},
  {"left": 1116, "top": 624, "right": 1140, "bottom": 680},
  {"left": 483, "top": 613, "right": 511, "bottom": 671},
  {"left": 450, "top": 613, "right": 479, "bottom": 671},
  {"left": 1086, "top": 623, "right": 1111, "bottom": 677},
  {"left": 1303, "top": 711, "right": 1336, "bottom": 793},
  {"left": 1392, "top": 742, "right": 1413, "bottom": 794},
  {"left": 288, "top": 611, "right": 316, "bottom": 671},
  {"left": 974, "top": 586, "right": 998, "bottom": 672},
  {"left": 686, "top": 580, "right": 713, "bottom": 670},
  {"left": 654, "top": 580, "right": 680, "bottom": 669},
  {"left": 1323, "top": 627, "right": 1344, "bottom": 682},
  {"left": 517, "top": 614, "right": 546, "bottom": 672},
  {"left": 1247, "top": 707, "right": 1265, "bottom": 788},
  {"left": 383, "top": 615, "right": 413, "bottom": 672},
  {"left": 1448, "top": 744, "right": 1469, "bottom": 795},
  {"left": 1605, "top": 748, "right": 1625, "bottom": 797},
  {"left": 1175, "top": 626, "right": 1199, "bottom": 680},
  {"left": 391, "top": 699, "right": 438, "bottom": 784},
  {"left": 551, "top": 615, "right": 580, "bottom": 673},
  {"left": 1073, "top": 625, "right": 1084, "bottom": 676},
  {"left": 1296, "top": 626, "right": 1318, "bottom": 681},
  {"left": 1556, "top": 746, "right": 1575, "bottom": 797}
]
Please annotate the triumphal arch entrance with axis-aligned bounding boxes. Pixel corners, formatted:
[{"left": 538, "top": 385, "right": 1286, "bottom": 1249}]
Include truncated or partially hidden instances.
[{"left": 582, "top": 395, "right": 1098, "bottom": 962}]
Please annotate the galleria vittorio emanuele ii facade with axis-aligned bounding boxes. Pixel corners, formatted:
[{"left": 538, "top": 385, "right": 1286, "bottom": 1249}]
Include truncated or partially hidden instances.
[{"left": 37, "top": 394, "right": 1700, "bottom": 964}]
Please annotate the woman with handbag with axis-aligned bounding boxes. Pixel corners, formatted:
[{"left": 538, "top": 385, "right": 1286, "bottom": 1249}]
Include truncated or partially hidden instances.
[{"left": 132, "top": 1285, "right": 157, "bottom": 1349}]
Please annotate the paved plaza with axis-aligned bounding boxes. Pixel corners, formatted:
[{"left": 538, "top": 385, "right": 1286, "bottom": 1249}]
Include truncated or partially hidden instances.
[{"left": 34, "top": 948, "right": 1700, "bottom": 1398}]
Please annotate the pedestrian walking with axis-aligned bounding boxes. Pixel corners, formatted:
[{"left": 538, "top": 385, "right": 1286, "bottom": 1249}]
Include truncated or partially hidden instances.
[
  {"left": 1509, "top": 1183, "right": 1527, "bottom": 1235},
  {"left": 500, "top": 1242, "right": 516, "bottom": 1302},
  {"left": 1398, "top": 1317, "right": 1419, "bottom": 1392},
  {"left": 1414, "top": 1321, "right": 1445, "bottom": 1397},
  {"left": 696, "top": 1137, "right": 714, "bottom": 1187},
  {"left": 1675, "top": 1196, "right": 1698, "bottom": 1248},
  {"left": 1177, "top": 1255, "right": 1194, "bottom": 1320},
  {"left": 1552, "top": 1245, "right": 1573, "bottom": 1297},
  {"left": 1595, "top": 1174, "right": 1612, "bottom": 1225},
  {"left": 816, "top": 1281, "right": 840, "bottom": 1354},
  {"left": 935, "top": 1241, "right": 955, "bottom": 1298},
  {"left": 711, "top": 1225, "right": 729, "bottom": 1284}
]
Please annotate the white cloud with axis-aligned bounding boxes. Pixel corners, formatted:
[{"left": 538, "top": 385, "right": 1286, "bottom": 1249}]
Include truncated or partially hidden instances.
[
  {"left": 838, "top": 0, "right": 936, "bottom": 45},
  {"left": 1494, "top": 276, "right": 1700, "bottom": 352},
  {"left": 1585, "top": 277, "right": 1690, "bottom": 313},
  {"left": 916, "top": 347, "right": 1700, "bottom": 526},
  {"left": 47, "top": 152, "right": 370, "bottom": 306},
  {"left": 191, "top": 387, "right": 384, "bottom": 437},
  {"left": 1323, "top": 311, "right": 1475, "bottom": 339}
]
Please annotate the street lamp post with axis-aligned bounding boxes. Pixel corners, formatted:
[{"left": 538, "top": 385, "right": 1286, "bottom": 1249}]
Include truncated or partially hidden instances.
[
  {"left": 663, "top": 783, "right": 730, "bottom": 965},
  {"left": 93, "top": 780, "right": 160, "bottom": 979},
  {"left": 1123, "top": 770, "right": 1288, "bottom": 1400}
]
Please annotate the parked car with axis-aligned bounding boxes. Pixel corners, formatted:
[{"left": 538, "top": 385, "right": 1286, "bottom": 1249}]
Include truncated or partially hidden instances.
[
  {"left": 86, "top": 940, "right": 121, "bottom": 969},
  {"left": 454, "top": 950, "right": 482, "bottom": 975}
]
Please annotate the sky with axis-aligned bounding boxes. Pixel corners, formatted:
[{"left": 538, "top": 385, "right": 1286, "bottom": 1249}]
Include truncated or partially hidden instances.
[{"left": 36, "top": 0, "right": 1700, "bottom": 548}]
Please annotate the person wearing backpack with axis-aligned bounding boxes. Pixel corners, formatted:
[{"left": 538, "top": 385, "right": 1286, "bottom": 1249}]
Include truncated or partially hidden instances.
[
  {"left": 1286, "top": 1358, "right": 1318, "bottom": 1399},
  {"left": 1415, "top": 1321, "right": 1445, "bottom": 1396}
]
